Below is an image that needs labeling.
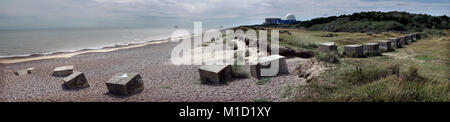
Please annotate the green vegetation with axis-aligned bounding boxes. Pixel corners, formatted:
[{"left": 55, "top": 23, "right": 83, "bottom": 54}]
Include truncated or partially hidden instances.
[
  {"left": 293, "top": 31, "right": 450, "bottom": 102},
  {"left": 261, "top": 11, "right": 450, "bottom": 33},
  {"left": 231, "top": 53, "right": 248, "bottom": 79},
  {"left": 256, "top": 78, "right": 271, "bottom": 85},
  {"left": 280, "top": 85, "right": 293, "bottom": 98},
  {"left": 253, "top": 98, "right": 271, "bottom": 102},
  {"left": 315, "top": 52, "right": 340, "bottom": 63}
]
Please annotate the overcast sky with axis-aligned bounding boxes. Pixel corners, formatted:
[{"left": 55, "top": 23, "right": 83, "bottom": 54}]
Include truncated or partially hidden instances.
[{"left": 0, "top": 0, "right": 449, "bottom": 29}]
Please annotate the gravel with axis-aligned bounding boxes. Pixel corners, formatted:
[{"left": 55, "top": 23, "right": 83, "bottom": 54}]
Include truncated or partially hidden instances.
[{"left": 0, "top": 41, "right": 308, "bottom": 102}]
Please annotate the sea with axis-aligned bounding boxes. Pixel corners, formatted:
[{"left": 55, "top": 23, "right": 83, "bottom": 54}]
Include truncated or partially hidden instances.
[{"left": 0, "top": 27, "right": 219, "bottom": 58}]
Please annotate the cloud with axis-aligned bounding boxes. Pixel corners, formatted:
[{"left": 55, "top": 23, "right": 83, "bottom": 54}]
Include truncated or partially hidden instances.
[{"left": 0, "top": 0, "right": 449, "bottom": 29}]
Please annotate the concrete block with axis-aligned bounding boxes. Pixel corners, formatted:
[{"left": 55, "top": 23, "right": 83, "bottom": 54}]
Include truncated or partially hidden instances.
[
  {"left": 53, "top": 65, "right": 74, "bottom": 77},
  {"left": 398, "top": 36, "right": 407, "bottom": 45},
  {"left": 106, "top": 73, "right": 144, "bottom": 95},
  {"left": 343, "top": 45, "right": 364, "bottom": 58},
  {"left": 318, "top": 42, "right": 337, "bottom": 53},
  {"left": 14, "top": 67, "right": 34, "bottom": 76},
  {"left": 405, "top": 35, "right": 412, "bottom": 44},
  {"left": 63, "top": 71, "right": 89, "bottom": 89},
  {"left": 198, "top": 65, "right": 232, "bottom": 84},
  {"left": 378, "top": 40, "right": 394, "bottom": 52},
  {"left": 363, "top": 43, "right": 381, "bottom": 56},
  {"left": 250, "top": 55, "right": 288, "bottom": 78},
  {"left": 411, "top": 33, "right": 418, "bottom": 42},
  {"left": 387, "top": 37, "right": 402, "bottom": 48}
]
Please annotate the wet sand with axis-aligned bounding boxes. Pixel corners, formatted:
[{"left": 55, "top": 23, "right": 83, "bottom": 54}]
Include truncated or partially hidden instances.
[{"left": 0, "top": 40, "right": 308, "bottom": 102}]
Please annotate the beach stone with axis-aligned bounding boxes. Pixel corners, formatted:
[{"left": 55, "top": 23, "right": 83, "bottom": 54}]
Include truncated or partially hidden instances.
[
  {"left": 387, "top": 37, "right": 402, "bottom": 48},
  {"left": 250, "top": 55, "right": 288, "bottom": 78},
  {"left": 363, "top": 43, "right": 381, "bottom": 56},
  {"left": 52, "top": 65, "right": 74, "bottom": 77},
  {"left": 378, "top": 40, "right": 394, "bottom": 52},
  {"left": 106, "top": 73, "right": 144, "bottom": 95},
  {"left": 14, "top": 67, "right": 34, "bottom": 76},
  {"left": 318, "top": 42, "right": 337, "bottom": 53},
  {"left": 198, "top": 65, "right": 232, "bottom": 84},
  {"left": 63, "top": 71, "right": 89, "bottom": 89},
  {"left": 343, "top": 45, "right": 364, "bottom": 58}
]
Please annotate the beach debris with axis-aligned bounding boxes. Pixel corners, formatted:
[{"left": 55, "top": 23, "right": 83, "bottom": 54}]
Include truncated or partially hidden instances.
[
  {"left": 343, "top": 45, "right": 365, "bottom": 58},
  {"left": 106, "top": 73, "right": 144, "bottom": 95},
  {"left": 14, "top": 67, "right": 35, "bottom": 76},
  {"left": 363, "top": 43, "right": 381, "bottom": 56},
  {"left": 198, "top": 65, "right": 232, "bottom": 84},
  {"left": 63, "top": 71, "right": 89, "bottom": 89},
  {"left": 387, "top": 37, "right": 402, "bottom": 48},
  {"left": 378, "top": 40, "right": 394, "bottom": 52},
  {"left": 318, "top": 42, "right": 337, "bottom": 53},
  {"left": 52, "top": 65, "right": 74, "bottom": 77},
  {"left": 250, "top": 55, "right": 288, "bottom": 79}
]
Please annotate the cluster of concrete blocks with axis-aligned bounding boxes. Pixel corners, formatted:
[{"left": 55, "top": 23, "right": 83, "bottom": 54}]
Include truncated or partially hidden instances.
[
  {"left": 52, "top": 65, "right": 143, "bottom": 95},
  {"left": 318, "top": 33, "right": 420, "bottom": 58},
  {"left": 52, "top": 65, "right": 90, "bottom": 89},
  {"left": 13, "top": 64, "right": 144, "bottom": 96},
  {"left": 198, "top": 54, "right": 288, "bottom": 84}
]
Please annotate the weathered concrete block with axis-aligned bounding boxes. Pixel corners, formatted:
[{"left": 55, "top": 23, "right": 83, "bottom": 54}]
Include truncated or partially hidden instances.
[
  {"left": 53, "top": 65, "right": 74, "bottom": 77},
  {"left": 398, "top": 36, "right": 407, "bottom": 45},
  {"left": 250, "top": 55, "right": 288, "bottom": 78},
  {"left": 198, "top": 65, "right": 232, "bottom": 84},
  {"left": 414, "top": 33, "right": 421, "bottom": 40},
  {"left": 318, "top": 42, "right": 337, "bottom": 53},
  {"left": 106, "top": 73, "right": 144, "bottom": 95},
  {"left": 14, "top": 67, "right": 34, "bottom": 76},
  {"left": 378, "top": 40, "right": 394, "bottom": 52},
  {"left": 410, "top": 33, "right": 418, "bottom": 42},
  {"left": 63, "top": 71, "right": 89, "bottom": 89},
  {"left": 343, "top": 45, "right": 364, "bottom": 58},
  {"left": 387, "top": 37, "right": 402, "bottom": 48},
  {"left": 405, "top": 35, "right": 412, "bottom": 44},
  {"left": 363, "top": 43, "right": 381, "bottom": 56}
]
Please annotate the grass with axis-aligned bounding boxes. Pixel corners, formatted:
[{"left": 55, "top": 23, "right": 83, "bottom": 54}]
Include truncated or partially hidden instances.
[
  {"left": 253, "top": 98, "right": 272, "bottom": 102},
  {"left": 292, "top": 29, "right": 450, "bottom": 102},
  {"left": 415, "top": 55, "right": 436, "bottom": 61},
  {"left": 315, "top": 51, "right": 340, "bottom": 63},
  {"left": 256, "top": 78, "right": 271, "bottom": 85},
  {"left": 280, "top": 85, "right": 293, "bottom": 98}
]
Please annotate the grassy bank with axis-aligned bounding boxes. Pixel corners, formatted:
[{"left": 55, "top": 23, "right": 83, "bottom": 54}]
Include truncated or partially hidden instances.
[{"left": 291, "top": 29, "right": 449, "bottom": 102}]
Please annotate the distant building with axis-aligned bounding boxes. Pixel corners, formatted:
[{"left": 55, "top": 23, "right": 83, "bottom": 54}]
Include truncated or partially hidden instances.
[{"left": 264, "top": 13, "right": 299, "bottom": 25}]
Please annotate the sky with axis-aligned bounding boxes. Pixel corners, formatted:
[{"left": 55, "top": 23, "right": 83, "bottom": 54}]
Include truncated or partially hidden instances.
[{"left": 0, "top": 0, "right": 449, "bottom": 29}]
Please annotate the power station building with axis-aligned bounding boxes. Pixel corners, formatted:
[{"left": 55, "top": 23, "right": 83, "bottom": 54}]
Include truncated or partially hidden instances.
[{"left": 264, "top": 14, "right": 298, "bottom": 25}]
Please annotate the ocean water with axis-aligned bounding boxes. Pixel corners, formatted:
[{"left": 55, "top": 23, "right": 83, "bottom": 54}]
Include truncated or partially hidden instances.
[{"left": 0, "top": 27, "right": 205, "bottom": 58}]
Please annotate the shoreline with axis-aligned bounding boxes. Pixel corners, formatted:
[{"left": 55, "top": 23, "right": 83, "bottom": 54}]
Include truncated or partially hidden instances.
[
  {"left": 0, "top": 28, "right": 230, "bottom": 64},
  {"left": 0, "top": 39, "right": 170, "bottom": 64}
]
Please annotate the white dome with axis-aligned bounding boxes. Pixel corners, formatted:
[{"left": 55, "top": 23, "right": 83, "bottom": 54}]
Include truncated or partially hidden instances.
[{"left": 285, "top": 14, "right": 296, "bottom": 20}]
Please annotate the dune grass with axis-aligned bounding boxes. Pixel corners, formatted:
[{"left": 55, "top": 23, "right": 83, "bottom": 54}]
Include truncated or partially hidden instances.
[{"left": 289, "top": 29, "right": 449, "bottom": 102}]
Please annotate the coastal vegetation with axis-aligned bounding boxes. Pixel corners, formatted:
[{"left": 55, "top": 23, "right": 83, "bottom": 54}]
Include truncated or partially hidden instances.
[{"left": 262, "top": 11, "right": 450, "bottom": 33}]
